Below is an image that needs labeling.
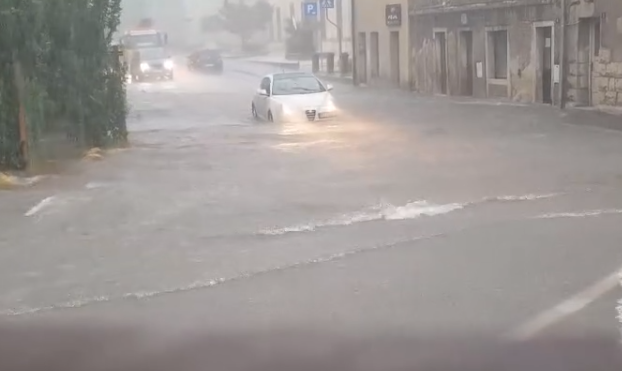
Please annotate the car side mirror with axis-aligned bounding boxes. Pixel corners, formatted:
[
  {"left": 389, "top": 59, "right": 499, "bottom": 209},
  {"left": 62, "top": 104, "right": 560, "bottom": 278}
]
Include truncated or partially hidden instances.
[
  {"left": 326, "top": 84, "right": 333, "bottom": 91},
  {"left": 257, "top": 88, "right": 268, "bottom": 96}
]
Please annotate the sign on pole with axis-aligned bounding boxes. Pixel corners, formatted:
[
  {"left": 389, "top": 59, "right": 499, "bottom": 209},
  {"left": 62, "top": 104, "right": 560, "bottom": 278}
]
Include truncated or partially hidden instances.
[
  {"left": 385, "top": 4, "right": 402, "bottom": 27},
  {"left": 303, "top": 2, "right": 318, "bottom": 17},
  {"left": 320, "top": 0, "right": 334, "bottom": 8}
]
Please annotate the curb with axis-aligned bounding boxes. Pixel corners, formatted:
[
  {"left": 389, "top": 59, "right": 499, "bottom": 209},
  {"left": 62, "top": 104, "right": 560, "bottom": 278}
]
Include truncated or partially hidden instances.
[
  {"left": 247, "top": 60, "right": 301, "bottom": 70},
  {"left": 317, "top": 74, "right": 353, "bottom": 84},
  {"left": 563, "top": 107, "right": 622, "bottom": 132},
  {"left": 221, "top": 52, "right": 272, "bottom": 60},
  {"left": 232, "top": 69, "right": 262, "bottom": 77},
  {"left": 0, "top": 172, "right": 46, "bottom": 190},
  {"left": 83, "top": 147, "right": 105, "bottom": 161}
]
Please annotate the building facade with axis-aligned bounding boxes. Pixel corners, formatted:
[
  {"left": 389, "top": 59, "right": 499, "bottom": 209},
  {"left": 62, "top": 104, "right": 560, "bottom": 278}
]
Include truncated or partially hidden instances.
[
  {"left": 351, "top": 0, "right": 411, "bottom": 87},
  {"left": 409, "top": 0, "right": 622, "bottom": 107},
  {"left": 269, "top": 0, "right": 352, "bottom": 57},
  {"left": 566, "top": 0, "right": 622, "bottom": 107},
  {"left": 410, "top": 0, "right": 560, "bottom": 103}
]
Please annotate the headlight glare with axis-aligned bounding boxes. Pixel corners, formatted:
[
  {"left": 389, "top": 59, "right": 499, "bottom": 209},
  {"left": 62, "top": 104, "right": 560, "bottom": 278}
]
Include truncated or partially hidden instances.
[
  {"left": 140, "top": 62, "right": 150, "bottom": 71},
  {"left": 282, "top": 106, "right": 293, "bottom": 115},
  {"left": 324, "top": 101, "right": 337, "bottom": 111},
  {"left": 164, "top": 59, "right": 174, "bottom": 69}
]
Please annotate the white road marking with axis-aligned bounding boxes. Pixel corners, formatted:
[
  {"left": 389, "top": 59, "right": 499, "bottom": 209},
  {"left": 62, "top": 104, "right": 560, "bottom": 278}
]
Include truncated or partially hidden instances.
[
  {"left": 507, "top": 268, "right": 622, "bottom": 341},
  {"left": 24, "top": 196, "right": 57, "bottom": 217}
]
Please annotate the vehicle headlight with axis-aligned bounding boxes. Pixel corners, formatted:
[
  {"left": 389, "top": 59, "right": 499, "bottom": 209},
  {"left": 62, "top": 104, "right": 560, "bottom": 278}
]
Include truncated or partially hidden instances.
[
  {"left": 164, "top": 59, "right": 174, "bottom": 69},
  {"left": 323, "top": 101, "right": 337, "bottom": 111},
  {"left": 281, "top": 105, "right": 293, "bottom": 115},
  {"left": 140, "top": 62, "right": 150, "bottom": 71}
]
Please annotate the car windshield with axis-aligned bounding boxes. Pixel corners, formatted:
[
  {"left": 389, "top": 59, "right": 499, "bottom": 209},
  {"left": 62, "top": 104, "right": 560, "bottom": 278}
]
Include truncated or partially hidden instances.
[
  {"left": 272, "top": 74, "right": 325, "bottom": 95},
  {"left": 124, "top": 33, "right": 163, "bottom": 48},
  {"left": 140, "top": 48, "right": 166, "bottom": 61},
  {"left": 199, "top": 49, "right": 220, "bottom": 58}
]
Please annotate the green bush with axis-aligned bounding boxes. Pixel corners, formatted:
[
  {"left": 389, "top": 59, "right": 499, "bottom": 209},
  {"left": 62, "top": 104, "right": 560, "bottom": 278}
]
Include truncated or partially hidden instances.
[{"left": 0, "top": 0, "right": 127, "bottom": 171}]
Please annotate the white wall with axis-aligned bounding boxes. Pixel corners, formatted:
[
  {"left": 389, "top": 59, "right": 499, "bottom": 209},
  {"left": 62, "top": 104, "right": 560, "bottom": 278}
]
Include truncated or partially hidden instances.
[
  {"left": 120, "top": 0, "right": 189, "bottom": 47},
  {"left": 270, "top": 0, "right": 352, "bottom": 56}
]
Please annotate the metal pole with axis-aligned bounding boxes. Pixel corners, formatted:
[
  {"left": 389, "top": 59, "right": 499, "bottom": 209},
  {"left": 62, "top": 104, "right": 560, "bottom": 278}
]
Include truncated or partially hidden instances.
[
  {"left": 325, "top": 9, "right": 342, "bottom": 55},
  {"left": 350, "top": 0, "right": 358, "bottom": 85},
  {"left": 559, "top": 0, "right": 567, "bottom": 109}
]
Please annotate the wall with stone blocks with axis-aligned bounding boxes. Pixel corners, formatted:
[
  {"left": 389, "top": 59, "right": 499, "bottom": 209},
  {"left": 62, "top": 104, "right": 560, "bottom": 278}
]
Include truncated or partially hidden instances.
[{"left": 591, "top": 49, "right": 622, "bottom": 106}]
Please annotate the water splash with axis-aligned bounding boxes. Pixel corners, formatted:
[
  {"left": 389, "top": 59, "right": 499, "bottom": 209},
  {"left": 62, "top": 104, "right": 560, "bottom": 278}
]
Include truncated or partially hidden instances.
[
  {"left": 534, "top": 209, "right": 622, "bottom": 219},
  {"left": 260, "top": 200, "right": 463, "bottom": 236},
  {"left": 259, "top": 192, "right": 559, "bottom": 236}
]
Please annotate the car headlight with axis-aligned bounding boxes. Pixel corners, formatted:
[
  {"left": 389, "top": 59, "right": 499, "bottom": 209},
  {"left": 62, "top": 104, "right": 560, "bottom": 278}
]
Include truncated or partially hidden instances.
[
  {"left": 281, "top": 105, "right": 293, "bottom": 116},
  {"left": 140, "top": 62, "right": 150, "bottom": 71},
  {"left": 164, "top": 59, "right": 174, "bottom": 69},
  {"left": 323, "top": 101, "right": 337, "bottom": 111}
]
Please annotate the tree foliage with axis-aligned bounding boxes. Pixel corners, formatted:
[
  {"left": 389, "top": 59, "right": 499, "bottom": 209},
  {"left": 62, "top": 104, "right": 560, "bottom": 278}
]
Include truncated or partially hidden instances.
[
  {"left": 201, "top": 14, "right": 223, "bottom": 34},
  {"left": 218, "top": 0, "right": 273, "bottom": 45},
  {"left": 0, "top": 0, "right": 127, "bottom": 170}
]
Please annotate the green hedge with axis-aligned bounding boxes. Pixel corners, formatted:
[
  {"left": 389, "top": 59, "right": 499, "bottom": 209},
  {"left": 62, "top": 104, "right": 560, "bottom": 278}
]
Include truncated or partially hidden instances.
[{"left": 0, "top": 0, "right": 127, "bottom": 170}]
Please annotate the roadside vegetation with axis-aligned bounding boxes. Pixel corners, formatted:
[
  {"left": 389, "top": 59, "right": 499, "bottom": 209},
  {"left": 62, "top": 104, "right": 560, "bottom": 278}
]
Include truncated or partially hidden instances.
[{"left": 0, "top": 0, "right": 127, "bottom": 171}]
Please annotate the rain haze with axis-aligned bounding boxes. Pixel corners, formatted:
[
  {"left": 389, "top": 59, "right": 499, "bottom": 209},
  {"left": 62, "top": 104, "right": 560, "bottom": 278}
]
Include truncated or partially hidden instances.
[{"left": 1, "top": 0, "right": 622, "bottom": 368}]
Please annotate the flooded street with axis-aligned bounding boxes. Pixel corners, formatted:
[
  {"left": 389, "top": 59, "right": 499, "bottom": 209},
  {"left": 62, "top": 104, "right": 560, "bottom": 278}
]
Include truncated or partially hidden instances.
[{"left": 0, "top": 58, "right": 621, "bottom": 340}]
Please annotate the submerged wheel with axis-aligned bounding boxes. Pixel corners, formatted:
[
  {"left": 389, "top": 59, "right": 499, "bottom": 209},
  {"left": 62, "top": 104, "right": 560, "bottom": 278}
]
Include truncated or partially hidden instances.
[{"left": 251, "top": 104, "right": 259, "bottom": 120}]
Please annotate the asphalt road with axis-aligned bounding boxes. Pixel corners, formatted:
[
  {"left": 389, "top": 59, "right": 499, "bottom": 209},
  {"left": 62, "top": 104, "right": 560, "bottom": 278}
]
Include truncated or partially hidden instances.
[{"left": 0, "top": 57, "right": 621, "bottom": 342}]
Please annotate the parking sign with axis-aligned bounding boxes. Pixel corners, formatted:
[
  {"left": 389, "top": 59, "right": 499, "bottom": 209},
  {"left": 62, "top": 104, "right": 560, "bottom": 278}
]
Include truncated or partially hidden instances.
[{"left": 303, "top": 2, "right": 318, "bottom": 17}]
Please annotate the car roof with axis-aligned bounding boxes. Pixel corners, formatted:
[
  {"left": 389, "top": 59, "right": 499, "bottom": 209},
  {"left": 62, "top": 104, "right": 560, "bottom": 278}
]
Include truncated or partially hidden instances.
[{"left": 265, "top": 72, "right": 317, "bottom": 80}]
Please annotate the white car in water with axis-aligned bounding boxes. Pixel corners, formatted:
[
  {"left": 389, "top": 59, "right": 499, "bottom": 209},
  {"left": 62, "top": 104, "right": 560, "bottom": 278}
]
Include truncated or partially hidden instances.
[{"left": 251, "top": 72, "right": 339, "bottom": 123}]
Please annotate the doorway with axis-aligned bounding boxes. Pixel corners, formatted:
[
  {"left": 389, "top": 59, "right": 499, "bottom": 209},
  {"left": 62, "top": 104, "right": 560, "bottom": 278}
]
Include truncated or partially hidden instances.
[
  {"left": 389, "top": 31, "right": 400, "bottom": 85},
  {"left": 459, "top": 30, "right": 473, "bottom": 96},
  {"left": 536, "top": 26, "right": 553, "bottom": 104},
  {"left": 370, "top": 32, "right": 380, "bottom": 78},
  {"left": 575, "top": 18, "right": 600, "bottom": 106},
  {"left": 358, "top": 32, "right": 367, "bottom": 84},
  {"left": 435, "top": 31, "right": 448, "bottom": 94}
]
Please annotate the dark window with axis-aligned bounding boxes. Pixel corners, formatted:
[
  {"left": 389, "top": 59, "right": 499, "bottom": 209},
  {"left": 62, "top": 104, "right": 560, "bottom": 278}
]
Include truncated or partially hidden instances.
[
  {"left": 320, "top": 8, "right": 326, "bottom": 40},
  {"left": 489, "top": 30, "right": 508, "bottom": 79},
  {"left": 594, "top": 18, "right": 601, "bottom": 57},
  {"left": 276, "top": 8, "right": 282, "bottom": 42},
  {"left": 260, "top": 77, "right": 271, "bottom": 94},
  {"left": 199, "top": 49, "right": 220, "bottom": 59}
]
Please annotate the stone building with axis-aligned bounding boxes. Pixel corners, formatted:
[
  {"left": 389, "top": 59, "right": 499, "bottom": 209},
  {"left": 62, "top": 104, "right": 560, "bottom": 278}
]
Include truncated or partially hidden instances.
[
  {"left": 351, "top": 0, "right": 411, "bottom": 88},
  {"left": 410, "top": 0, "right": 560, "bottom": 104},
  {"left": 566, "top": 0, "right": 622, "bottom": 107},
  {"left": 269, "top": 0, "right": 353, "bottom": 57},
  {"left": 408, "top": 0, "right": 622, "bottom": 107}
]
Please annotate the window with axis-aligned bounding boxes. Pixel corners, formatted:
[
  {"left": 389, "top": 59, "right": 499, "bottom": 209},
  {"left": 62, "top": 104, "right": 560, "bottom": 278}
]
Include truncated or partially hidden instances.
[
  {"left": 139, "top": 48, "right": 167, "bottom": 61},
  {"left": 123, "top": 33, "right": 163, "bottom": 48},
  {"left": 260, "top": 77, "right": 271, "bottom": 95},
  {"left": 370, "top": 32, "right": 379, "bottom": 78},
  {"left": 489, "top": 30, "right": 508, "bottom": 79},
  {"left": 272, "top": 74, "right": 326, "bottom": 95},
  {"left": 594, "top": 18, "right": 601, "bottom": 57},
  {"left": 276, "top": 8, "right": 282, "bottom": 42},
  {"left": 320, "top": 8, "right": 326, "bottom": 40}
]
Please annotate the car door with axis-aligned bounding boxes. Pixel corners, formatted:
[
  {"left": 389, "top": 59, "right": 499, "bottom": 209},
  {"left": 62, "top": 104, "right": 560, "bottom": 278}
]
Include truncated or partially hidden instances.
[{"left": 255, "top": 77, "right": 272, "bottom": 118}]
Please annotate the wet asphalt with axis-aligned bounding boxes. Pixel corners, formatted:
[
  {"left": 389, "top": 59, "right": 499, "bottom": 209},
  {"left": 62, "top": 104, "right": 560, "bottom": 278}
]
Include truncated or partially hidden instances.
[{"left": 0, "top": 58, "right": 621, "bottom": 340}]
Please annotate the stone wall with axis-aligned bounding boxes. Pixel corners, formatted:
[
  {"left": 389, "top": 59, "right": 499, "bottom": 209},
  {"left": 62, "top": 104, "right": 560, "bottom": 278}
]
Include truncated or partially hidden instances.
[
  {"left": 410, "top": 3, "right": 558, "bottom": 102},
  {"left": 591, "top": 49, "right": 622, "bottom": 106}
]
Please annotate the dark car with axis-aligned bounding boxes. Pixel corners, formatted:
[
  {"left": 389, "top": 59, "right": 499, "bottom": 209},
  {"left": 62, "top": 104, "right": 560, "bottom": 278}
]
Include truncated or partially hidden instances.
[{"left": 187, "top": 48, "right": 223, "bottom": 73}]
